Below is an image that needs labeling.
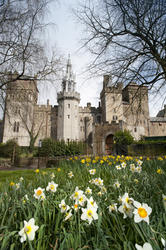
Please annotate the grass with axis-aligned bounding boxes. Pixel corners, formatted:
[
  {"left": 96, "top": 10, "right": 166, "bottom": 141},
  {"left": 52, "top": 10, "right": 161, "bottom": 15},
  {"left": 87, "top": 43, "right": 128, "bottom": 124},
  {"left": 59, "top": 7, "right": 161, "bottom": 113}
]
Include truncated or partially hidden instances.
[{"left": 0, "top": 156, "right": 166, "bottom": 249}]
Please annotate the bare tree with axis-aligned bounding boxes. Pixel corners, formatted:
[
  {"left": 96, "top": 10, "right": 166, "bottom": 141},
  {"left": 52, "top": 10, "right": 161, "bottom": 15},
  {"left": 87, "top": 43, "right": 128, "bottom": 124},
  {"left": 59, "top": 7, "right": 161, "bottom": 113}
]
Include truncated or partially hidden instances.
[
  {"left": 0, "top": 0, "right": 62, "bottom": 89},
  {"left": 75, "top": 0, "right": 166, "bottom": 91}
]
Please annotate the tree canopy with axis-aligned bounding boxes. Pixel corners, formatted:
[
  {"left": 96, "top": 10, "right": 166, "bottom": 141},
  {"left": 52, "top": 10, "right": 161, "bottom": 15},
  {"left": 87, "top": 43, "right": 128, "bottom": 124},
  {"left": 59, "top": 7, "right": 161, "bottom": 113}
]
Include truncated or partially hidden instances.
[{"left": 75, "top": 0, "right": 166, "bottom": 91}]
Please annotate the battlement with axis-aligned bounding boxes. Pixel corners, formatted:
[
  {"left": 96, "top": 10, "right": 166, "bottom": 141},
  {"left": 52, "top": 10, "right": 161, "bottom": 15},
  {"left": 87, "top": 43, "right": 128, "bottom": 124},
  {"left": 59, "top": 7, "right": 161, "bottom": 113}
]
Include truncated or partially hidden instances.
[{"left": 57, "top": 91, "right": 80, "bottom": 102}]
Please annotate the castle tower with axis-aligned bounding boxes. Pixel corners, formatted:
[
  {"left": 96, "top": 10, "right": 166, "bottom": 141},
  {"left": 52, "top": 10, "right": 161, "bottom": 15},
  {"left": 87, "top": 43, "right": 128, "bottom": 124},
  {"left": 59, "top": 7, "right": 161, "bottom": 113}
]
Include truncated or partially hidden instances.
[
  {"left": 2, "top": 74, "right": 38, "bottom": 146},
  {"left": 100, "top": 75, "right": 123, "bottom": 123},
  {"left": 57, "top": 56, "right": 80, "bottom": 141}
]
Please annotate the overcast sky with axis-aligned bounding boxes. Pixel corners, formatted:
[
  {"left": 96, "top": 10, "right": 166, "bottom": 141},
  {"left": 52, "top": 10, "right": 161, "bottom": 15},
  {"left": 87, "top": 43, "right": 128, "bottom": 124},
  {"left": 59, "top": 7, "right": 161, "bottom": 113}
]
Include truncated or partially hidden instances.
[{"left": 37, "top": 0, "right": 165, "bottom": 117}]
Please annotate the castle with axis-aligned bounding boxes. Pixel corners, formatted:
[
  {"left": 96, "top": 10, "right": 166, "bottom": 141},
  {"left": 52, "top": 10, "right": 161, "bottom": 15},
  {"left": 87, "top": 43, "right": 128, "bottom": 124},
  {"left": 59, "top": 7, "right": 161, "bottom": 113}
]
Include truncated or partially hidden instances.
[{"left": 2, "top": 57, "right": 166, "bottom": 154}]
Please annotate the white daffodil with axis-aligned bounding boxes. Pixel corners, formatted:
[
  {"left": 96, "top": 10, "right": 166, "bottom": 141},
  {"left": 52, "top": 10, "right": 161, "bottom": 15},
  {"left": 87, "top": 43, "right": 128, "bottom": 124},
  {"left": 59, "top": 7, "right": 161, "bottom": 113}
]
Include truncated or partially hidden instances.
[
  {"left": 162, "top": 194, "right": 166, "bottom": 210},
  {"left": 135, "top": 242, "right": 153, "bottom": 250},
  {"left": 113, "top": 181, "right": 121, "bottom": 188},
  {"left": 108, "top": 203, "right": 117, "bottom": 213},
  {"left": 19, "top": 177, "right": 24, "bottom": 182},
  {"left": 161, "top": 238, "right": 166, "bottom": 248},
  {"left": 81, "top": 206, "right": 98, "bottom": 224},
  {"left": 116, "top": 165, "right": 121, "bottom": 170},
  {"left": 64, "top": 210, "right": 72, "bottom": 221},
  {"left": 70, "top": 187, "right": 83, "bottom": 201},
  {"left": 89, "top": 169, "right": 96, "bottom": 175},
  {"left": 19, "top": 218, "right": 39, "bottom": 243},
  {"left": 135, "top": 166, "right": 142, "bottom": 173},
  {"left": 59, "top": 199, "right": 70, "bottom": 213},
  {"left": 133, "top": 201, "right": 152, "bottom": 224},
  {"left": 95, "top": 177, "right": 104, "bottom": 187},
  {"left": 121, "top": 162, "right": 126, "bottom": 169},
  {"left": 85, "top": 187, "right": 92, "bottom": 195},
  {"left": 72, "top": 201, "right": 79, "bottom": 212},
  {"left": 22, "top": 194, "right": 29, "bottom": 204},
  {"left": 121, "top": 193, "right": 134, "bottom": 207},
  {"left": 15, "top": 183, "right": 20, "bottom": 190},
  {"left": 68, "top": 171, "right": 74, "bottom": 178},
  {"left": 78, "top": 194, "right": 87, "bottom": 206},
  {"left": 87, "top": 197, "right": 98, "bottom": 210},
  {"left": 137, "top": 160, "right": 143, "bottom": 166},
  {"left": 130, "top": 164, "right": 135, "bottom": 173},
  {"left": 34, "top": 187, "right": 45, "bottom": 200},
  {"left": 118, "top": 203, "right": 133, "bottom": 219},
  {"left": 46, "top": 181, "right": 58, "bottom": 193},
  {"left": 50, "top": 173, "right": 55, "bottom": 179}
]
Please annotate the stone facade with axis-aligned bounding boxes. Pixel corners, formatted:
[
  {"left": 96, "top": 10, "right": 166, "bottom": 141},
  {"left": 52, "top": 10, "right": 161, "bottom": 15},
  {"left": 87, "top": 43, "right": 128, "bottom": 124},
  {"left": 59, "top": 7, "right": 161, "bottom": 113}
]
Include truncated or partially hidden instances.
[{"left": 2, "top": 59, "right": 166, "bottom": 154}]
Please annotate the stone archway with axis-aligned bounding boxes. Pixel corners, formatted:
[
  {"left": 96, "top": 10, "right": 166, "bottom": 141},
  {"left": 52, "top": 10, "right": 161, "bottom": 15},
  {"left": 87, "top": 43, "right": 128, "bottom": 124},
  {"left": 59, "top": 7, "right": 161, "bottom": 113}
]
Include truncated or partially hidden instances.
[{"left": 105, "top": 134, "right": 114, "bottom": 155}]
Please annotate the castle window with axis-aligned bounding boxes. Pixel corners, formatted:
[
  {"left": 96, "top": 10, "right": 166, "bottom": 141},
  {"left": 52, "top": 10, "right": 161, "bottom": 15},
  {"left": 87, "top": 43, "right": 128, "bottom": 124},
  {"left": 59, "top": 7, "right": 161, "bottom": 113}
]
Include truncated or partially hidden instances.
[
  {"left": 134, "top": 127, "right": 137, "bottom": 132},
  {"left": 68, "top": 104, "right": 70, "bottom": 108},
  {"left": 96, "top": 115, "right": 101, "bottom": 124},
  {"left": 67, "top": 115, "right": 70, "bottom": 119},
  {"left": 13, "top": 122, "right": 17, "bottom": 132},
  {"left": 112, "top": 96, "right": 115, "bottom": 102},
  {"left": 13, "top": 122, "right": 19, "bottom": 132},
  {"left": 114, "top": 108, "right": 116, "bottom": 113},
  {"left": 67, "top": 138, "right": 70, "bottom": 143},
  {"left": 113, "top": 115, "right": 118, "bottom": 121}
]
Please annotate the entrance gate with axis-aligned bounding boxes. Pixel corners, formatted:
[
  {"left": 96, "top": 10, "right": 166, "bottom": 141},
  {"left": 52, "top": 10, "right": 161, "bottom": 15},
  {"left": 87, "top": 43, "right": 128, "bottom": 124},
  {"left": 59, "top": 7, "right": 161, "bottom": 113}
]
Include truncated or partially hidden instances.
[{"left": 105, "top": 134, "right": 114, "bottom": 155}]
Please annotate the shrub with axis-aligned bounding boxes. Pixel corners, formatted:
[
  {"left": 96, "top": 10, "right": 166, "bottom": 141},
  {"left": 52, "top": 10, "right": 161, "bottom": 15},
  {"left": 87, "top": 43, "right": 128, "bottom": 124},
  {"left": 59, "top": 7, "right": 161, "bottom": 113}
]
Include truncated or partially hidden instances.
[
  {"left": 114, "top": 129, "right": 134, "bottom": 145},
  {"left": 0, "top": 139, "right": 21, "bottom": 165}
]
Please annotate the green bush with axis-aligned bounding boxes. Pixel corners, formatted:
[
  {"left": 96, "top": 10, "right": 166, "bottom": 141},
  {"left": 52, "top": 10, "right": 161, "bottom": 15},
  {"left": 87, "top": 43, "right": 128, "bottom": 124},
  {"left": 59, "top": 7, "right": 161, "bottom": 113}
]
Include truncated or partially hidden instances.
[
  {"left": 114, "top": 129, "right": 134, "bottom": 145},
  {"left": 38, "top": 139, "right": 86, "bottom": 157},
  {"left": 0, "top": 139, "right": 21, "bottom": 165}
]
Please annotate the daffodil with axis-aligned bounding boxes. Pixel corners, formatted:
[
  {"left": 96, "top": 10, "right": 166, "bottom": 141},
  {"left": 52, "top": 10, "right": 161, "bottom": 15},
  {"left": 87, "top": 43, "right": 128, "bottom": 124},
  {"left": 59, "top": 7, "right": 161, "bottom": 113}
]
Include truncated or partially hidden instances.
[
  {"left": 68, "top": 171, "right": 74, "bottom": 178},
  {"left": 46, "top": 181, "right": 58, "bottom": 193},
  {"left": 78, "top": 194, "right": 87, "bottom": 206},
  {"left": 130, "top": 164, "right": 135, "bottom": 173},
  {"left": 89, "top": 169, "right": 96, "bottom": 175},
  {"left": 135, "top": 242, "right": 153, "bottom": 250},
  {"left": 133, "top": 201, "right": 152, "bottom": 224},
  {"left": 72, "top": 201, "right": 79, "bottom": 212},
  {"left": 35, "top": 169, "right": 39, "bottom": 173},
  {"left": 19, "top": 177, "right": 24, "bottom": 182},
  {"left": 71, "top": 187, "right": 84, "bottom": 201},
  {"left": 59, "top": 199, "right": 70, "bottom": 213},
  {"left": 34, "top": 187, "right": 45, "bottom": 200},
  {"left": 161, "top": 238, "right": 166, "bottom": 248},
  {"left": 157, "top": 168, "right": 162, "bottom": 174},
  {"left": 121, "top": 193, "right": 134, "bottom": 207},
  {"left": 162, "top": 194, "right": 166, "bottom": 210},
  {"left": 118, "top": 203, "right": 133, "bottom": 219},
  {"left": 19, "top": 218, "right": 39, "bottom": 243},
  {"left": 85, "top": 187, "right": 92, "bottom": 195},
  {"left": 87, "top": 197, "right": 98, "bottom": 210},
  {"left": 81, "top": 206, "right": 98, "bottom": 224},
  {"left": 108, "top": 203, "right": 117, "bottom": 213},
  {"left": 64, "top": 210, "right": 72, "bottom": 221},
  {"left": 50, "top": 173, "right": 55, "bottom": 179},
  {"left": 121, "top": 162, "right": 126, "bottom": 169},
  {"left": 15, "top": 183, "right": 20, "bottom": 190},
  {"left": 10, "top": 181, "right": 15, "bottom": 186},
  {"left": 113, "top": 181, "right": 121, "bottom": 188},
  {"left": 115, "top": 165, "right": 121, "bottom": 170}
]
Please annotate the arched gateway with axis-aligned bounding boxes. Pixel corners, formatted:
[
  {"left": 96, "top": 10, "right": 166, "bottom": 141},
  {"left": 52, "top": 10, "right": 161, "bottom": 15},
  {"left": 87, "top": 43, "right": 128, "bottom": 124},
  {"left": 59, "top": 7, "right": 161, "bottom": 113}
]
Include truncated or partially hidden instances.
[{"left": 105, "top": 134, "right": 114, "bottom": 155}]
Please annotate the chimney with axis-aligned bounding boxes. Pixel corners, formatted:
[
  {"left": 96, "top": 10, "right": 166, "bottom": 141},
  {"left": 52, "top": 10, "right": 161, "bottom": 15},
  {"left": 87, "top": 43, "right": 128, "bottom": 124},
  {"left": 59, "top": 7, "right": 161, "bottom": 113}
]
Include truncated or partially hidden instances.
[{"left": 47, "top": 99, "right": 49, "bottom": 106}]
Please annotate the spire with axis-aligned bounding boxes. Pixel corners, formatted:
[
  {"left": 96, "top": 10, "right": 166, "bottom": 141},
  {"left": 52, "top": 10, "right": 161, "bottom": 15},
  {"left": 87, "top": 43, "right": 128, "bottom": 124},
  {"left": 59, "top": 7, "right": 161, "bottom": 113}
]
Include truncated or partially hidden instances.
[{"left": 62, "top": 54, "right": 76, "bottom": 92}]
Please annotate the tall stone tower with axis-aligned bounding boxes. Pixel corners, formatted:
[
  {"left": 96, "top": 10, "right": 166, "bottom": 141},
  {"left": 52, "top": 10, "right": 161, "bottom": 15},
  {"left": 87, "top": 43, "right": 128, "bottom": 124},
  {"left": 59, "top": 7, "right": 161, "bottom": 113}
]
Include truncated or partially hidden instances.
[
  {"left": 100, "top": 75, "right": 123, "bottom": 123},
  {"left": 3, "top": 74, "right": 38, "bottom": 146},
  {"left": 57, "top": 56, "right": 80, "bottom": 142}
]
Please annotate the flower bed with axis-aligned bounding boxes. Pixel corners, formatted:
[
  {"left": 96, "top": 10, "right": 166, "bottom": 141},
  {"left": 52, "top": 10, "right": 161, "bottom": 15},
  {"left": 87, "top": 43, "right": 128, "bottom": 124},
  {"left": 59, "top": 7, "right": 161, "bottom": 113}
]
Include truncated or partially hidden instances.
[{"left": 0, "top": 155, "right": 166, "bottom": 249}]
